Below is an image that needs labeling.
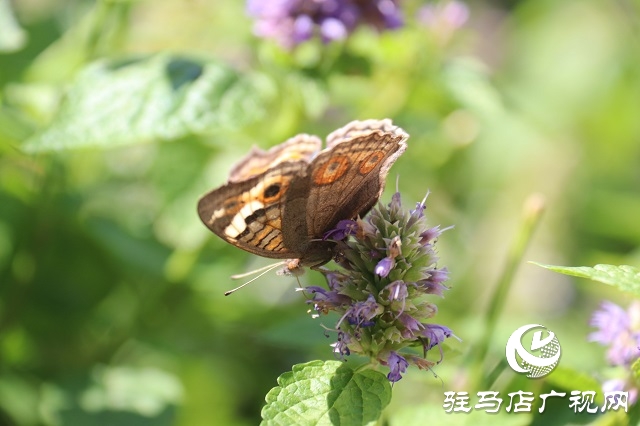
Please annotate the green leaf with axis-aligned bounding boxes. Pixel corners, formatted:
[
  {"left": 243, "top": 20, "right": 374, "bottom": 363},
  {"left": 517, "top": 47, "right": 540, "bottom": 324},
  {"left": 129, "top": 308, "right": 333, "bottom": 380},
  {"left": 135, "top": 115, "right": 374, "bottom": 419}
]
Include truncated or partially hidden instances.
[
  {"left": 532, "top": 263, "right": 640, "bottom": 296},
  {"left": 544, "top": 366, "right": 603, "bottom": 402},
  {"left": 23, "top": 54, "right": 271, "bottom": 152},
  {"left": 261, "top": 360, "right": 391, "bottom": 426}
]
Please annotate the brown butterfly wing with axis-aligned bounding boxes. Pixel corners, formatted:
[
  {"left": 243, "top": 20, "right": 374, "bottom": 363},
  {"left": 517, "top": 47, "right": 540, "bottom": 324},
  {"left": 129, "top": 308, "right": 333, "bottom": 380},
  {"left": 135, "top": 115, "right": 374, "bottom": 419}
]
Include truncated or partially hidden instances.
[
  {"left": 197, "top": 119, "right": 408, "bottom": 267},
  {"left": 305, "top": 119, "right": 408, "bottom": 239},
  {"left": 197, "top": 161, "right": 309, "bottom": 259},
  {"left": 229, "top": 135, "right": 321, "bottom": 183}
]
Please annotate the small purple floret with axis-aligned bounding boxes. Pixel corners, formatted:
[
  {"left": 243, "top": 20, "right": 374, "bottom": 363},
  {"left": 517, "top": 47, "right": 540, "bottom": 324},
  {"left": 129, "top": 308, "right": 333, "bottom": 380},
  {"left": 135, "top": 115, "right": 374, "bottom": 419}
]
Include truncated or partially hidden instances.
[
  {"left": 375, "top": 257, "right": 394, "bottom": 277},
  {"left": 387, "top": 351, "right": 409, "bottom": 382},
  {"left": 323, "top": 219, "right": 359, "bottom": 241}
]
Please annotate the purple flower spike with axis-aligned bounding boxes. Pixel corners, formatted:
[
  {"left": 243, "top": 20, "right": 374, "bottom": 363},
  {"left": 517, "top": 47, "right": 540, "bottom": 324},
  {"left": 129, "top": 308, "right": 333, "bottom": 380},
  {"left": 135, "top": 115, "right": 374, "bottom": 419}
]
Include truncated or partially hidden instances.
[{"left": 305, "top": 188, "right": 455, "bottom": 383}]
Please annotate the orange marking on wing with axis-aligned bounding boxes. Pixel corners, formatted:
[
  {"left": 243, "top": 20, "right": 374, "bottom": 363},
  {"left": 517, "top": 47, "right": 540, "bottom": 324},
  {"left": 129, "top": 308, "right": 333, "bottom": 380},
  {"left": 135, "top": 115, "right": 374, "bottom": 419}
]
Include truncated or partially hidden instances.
[
  {"left": 257, "top": 176, "right": 290, "bottom": 204},
  {"left": 265, "top": 235, "right": 283, "bottom": 251},
  {"left": 313, "top": 155, "right": 351, "bottom": 185},
  {"left": 268, "top": 216, "right": 282, "bottom": 230},
  {"left": 358, "top": 150, "right": 386, "bottom": 175},
  {"left": 253, "top": 226, "right": 273, "bottom": 244}
]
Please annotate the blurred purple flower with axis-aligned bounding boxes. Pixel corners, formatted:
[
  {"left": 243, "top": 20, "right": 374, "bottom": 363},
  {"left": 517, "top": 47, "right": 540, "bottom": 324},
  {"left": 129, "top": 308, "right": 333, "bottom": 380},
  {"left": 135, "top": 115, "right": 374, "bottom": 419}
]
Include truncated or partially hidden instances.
[
  {"left": 247, "top": 0, "right": 404, "bottom": 48},
  {"left": 602, "top": 378, "right": 638, "bottom": 405},
  {"left": 418, "top": 1, "right": 469, "bottom": 30},
  {"left": 589, "top": 300, "right": 640, "bottom": 404},
  {"left": 589, "top": 301, "right": 640, "bottom": 366}
]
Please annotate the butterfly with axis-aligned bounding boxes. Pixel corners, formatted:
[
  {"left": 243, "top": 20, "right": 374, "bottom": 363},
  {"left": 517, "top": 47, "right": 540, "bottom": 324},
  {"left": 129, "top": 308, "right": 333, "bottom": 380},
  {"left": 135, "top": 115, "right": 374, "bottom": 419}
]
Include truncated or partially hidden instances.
[{"left": 197, "top": 119, "right": 408, "bottom": 276}]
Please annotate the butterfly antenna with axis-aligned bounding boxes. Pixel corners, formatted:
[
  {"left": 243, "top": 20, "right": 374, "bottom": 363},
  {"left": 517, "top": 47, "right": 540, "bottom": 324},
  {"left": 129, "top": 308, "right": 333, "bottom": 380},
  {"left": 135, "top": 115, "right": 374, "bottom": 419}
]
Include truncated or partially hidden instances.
[
  {"left": 230, "top": 261, "right": 284, "bottom": 279},
  {"left": 294, "top": 274, "right": 303, "bottom": 289},
  {"left": 225, "top": 262, "right": 284, "bottom": 296}
]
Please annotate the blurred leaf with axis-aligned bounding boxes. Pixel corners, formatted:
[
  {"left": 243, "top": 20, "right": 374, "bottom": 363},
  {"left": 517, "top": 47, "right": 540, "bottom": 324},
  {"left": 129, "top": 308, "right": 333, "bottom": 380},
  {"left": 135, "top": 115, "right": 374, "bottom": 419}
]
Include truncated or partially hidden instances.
[
  {"left": 39, "top": 383, "right": 71, "bottom": 426},
  {"left": 0, "top": 374, "right": 40, "bottom": 425},
  {"left": 0, "top": 106, "right": 36, "bottom": 146},
  {"left": 533, "top": 263, "right": 640, "bottom": 296},
  {"left": 80, "top": 366, "right": 183, "bottom": 417},
  {"left": 544, "top": 366, "right": 603, "bottom": 401},
  {"left": 23, "top": 54, "right": 272, "bottom": 152},
  {"left": 0, "top": 0, "right": 27, "bottom": 53},
  {"left": 442, "top": 58, "right": 503, "bottom": 118},
  {"left": 261, "top": 360, "right": 391, "bottom": 426},
  {"left": 390, "top": 402, "right": 531, "bottom": 426}
]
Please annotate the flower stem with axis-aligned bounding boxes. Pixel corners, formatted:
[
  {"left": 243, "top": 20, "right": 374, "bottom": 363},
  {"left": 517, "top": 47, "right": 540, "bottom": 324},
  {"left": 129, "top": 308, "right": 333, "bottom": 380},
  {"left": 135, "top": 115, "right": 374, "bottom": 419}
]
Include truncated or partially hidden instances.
[{"left": 469, "top": 193, "right": 546, "bottom": 389}]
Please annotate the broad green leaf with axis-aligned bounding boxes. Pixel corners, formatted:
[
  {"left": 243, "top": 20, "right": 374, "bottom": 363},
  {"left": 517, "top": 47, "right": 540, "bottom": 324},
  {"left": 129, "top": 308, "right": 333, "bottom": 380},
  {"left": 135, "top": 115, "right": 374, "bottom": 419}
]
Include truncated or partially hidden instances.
[
  {"left": 261, "top": 360, "right": 391, "bottom": 426},
  {"left": 533, "top": 263, "right": 640, "bottom": 296},
  {"left": 545, "top": 366, "right": 603, "bottom": 403},
  {"left": 23, "top": 54, "right": 272, "bottom": 151}
]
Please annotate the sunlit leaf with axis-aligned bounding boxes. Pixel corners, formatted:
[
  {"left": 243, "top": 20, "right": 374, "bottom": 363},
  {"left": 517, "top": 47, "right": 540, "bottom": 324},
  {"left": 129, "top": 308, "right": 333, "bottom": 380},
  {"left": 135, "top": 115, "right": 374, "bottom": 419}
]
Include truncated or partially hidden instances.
[
  {"left": 533, "top": 263, "right": 640, "bottom": 296},
  {"left": 261, "top": 360, "right": 391, "bottom": 426},
  {"left": 80, "top": 366, "right": 183, "bottom": 417},
  {"left": 23, "top": 54, "right": 272, "bottom": 151},
  {"left": 545, "top": 366, "right": 603, "bottom": 403}
]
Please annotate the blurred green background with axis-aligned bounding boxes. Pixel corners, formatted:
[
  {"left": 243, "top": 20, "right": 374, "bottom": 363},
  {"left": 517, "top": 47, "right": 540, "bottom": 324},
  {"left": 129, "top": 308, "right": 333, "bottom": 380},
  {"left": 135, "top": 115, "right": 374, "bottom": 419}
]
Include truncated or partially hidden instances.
[{"left": 1, "top": 0, "right": 639, "bottom": 424}]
